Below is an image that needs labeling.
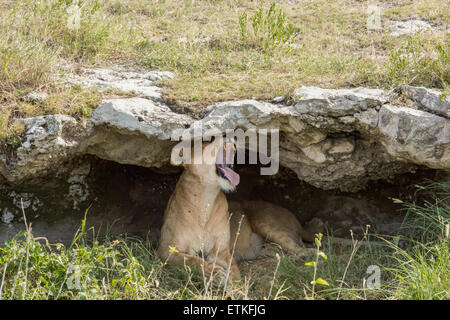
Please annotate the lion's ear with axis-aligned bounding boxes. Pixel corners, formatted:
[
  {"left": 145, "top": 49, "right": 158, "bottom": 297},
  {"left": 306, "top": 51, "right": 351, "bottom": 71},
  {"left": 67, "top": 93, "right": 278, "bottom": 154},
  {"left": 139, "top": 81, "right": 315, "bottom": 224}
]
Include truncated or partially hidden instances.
[
  {"left": 170, "top": 144, "right": 184, "bottom": 166},
  {"left": 170, "top": 143, "right": 193, "bottom": 167}
]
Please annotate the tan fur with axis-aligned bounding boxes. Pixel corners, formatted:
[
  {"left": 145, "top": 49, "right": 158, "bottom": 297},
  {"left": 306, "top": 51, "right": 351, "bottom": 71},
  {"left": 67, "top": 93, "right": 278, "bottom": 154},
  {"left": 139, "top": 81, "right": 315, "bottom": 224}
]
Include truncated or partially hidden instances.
[
  {"left": 158, "top": 139, "right": 376, "bottom": 281},
  {"left": 229, "top": 201, "right": 316, "bottom": 261},
  {"left": 230, "top": 201, "right": 381, "bottom": 261},
  {"left": 158, "top": 137, "right": 241, "bottom": 280}
]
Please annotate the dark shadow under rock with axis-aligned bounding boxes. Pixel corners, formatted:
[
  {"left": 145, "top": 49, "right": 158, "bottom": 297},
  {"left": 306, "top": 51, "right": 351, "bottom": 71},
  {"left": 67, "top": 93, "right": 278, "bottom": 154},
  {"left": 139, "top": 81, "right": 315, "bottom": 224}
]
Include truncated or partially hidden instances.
[{"left": 0, "top": 156, "right": 445, "bottom": 246}]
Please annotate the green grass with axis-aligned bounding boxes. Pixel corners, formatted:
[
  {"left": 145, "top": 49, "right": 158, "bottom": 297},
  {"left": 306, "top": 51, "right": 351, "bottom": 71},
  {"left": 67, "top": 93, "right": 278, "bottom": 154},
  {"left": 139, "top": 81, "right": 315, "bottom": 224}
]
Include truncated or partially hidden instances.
[
  {"left": 0, "top": 1, "right": 449, "bottom": 297},
  {"left": 386, "top": 33, "right": 449, "bottom": 90},
  {"left": 385, "top": 240, "right": 449, "bottom": 299},
  {"left": 383, "top": 178, "right": 450, "bottom": 300},
  {"left": 0, "top": 0, "right": 448, "bottom": 128},
  {"left": 238, "top": 2, "right": 300, "bottom": 50},
  {"left": 1, "top": 177, "right": 448, "bottom": 300}
]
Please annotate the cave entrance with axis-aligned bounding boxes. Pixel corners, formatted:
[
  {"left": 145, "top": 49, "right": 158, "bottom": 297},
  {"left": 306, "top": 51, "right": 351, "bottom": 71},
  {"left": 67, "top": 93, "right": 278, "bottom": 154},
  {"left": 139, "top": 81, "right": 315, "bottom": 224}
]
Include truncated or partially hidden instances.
[{"left": 0, "top": 155, "right": 443, "bottom": 246}]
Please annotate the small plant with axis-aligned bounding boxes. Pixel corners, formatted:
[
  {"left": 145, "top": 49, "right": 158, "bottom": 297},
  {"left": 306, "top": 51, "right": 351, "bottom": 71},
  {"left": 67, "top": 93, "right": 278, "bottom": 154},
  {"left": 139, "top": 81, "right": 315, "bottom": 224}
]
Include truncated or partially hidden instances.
[
  {"left": 238, "top": 3, "right": 299, "bottom": 50},
  {"left": 386, "top": 33, "right": 450, "bottom": 90},
  {"left": 0, "top": 119, "right": 24, "bottom": 149},
  {"left": 401, "top": 179, "right": 450, "bottom": 243},
  {"left": 386, "top": 239, "right": 449, "bottom": 300},
  {"left": 383, "top": 177, "right": 450, "bottom": 300},
  {"left": 304, "top": 233, "right": 329, "bottom": 300},
  {"left": 6, "top": 136, "right": 22, "bottom": 148},
  {"left": 238, "top": 12, "right": 248, "bottom": 41}
]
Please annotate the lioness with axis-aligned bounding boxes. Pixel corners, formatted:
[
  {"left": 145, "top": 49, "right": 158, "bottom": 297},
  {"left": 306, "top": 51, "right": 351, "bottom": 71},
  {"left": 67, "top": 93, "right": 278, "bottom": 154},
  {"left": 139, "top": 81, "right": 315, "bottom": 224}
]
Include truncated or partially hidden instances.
[
  {"left": 229, "top": 200, "right": 381, "bottom": 261},
  {"left": 158, "top": 136, "right": 242, "bottom": 280},
  {"left": 158, "top": 137, "right": 316, "bottom": 280},
  {"left": 229, "top": 200, "right": 317, "bottom": 262}
]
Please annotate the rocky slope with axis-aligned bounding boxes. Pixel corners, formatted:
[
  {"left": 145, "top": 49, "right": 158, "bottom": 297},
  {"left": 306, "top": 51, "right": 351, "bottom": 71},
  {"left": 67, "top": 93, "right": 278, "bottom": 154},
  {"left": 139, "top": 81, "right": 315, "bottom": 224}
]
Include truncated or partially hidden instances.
[
  {"left": 2, "top": 69, "right": 448, "bottom": 189},
  {"left": 0, "top": 68, "right": 448, "bottom": 241}
]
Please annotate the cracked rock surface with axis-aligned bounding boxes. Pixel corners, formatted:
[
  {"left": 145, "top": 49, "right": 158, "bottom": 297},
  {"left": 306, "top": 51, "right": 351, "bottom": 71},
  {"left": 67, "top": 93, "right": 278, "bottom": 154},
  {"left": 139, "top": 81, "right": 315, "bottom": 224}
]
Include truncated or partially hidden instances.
[
  {"left": 81, "top": 97, "right": 193, "bottom": 168},
  {"left": 0, "top": 115, "right": 82, "bottom": 183},
  {"left": 1, "top": 69, "right": 449, "bottom": 193},
  {"left": 65, "top": 67, "right": 174, "bottom": 101}
]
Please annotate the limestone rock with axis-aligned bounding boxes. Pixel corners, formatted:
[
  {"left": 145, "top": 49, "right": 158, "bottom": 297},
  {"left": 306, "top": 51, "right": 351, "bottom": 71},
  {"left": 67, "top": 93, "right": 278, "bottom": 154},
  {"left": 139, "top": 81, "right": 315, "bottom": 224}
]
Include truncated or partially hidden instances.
[
  {"left": 24, "top": 91, "right": 48, "bottom": 103},
  {"left": 1, "top": 82, "right": 448, "bottom": 192},
  {"left": 293, "top": 86, "right": 388, "bottom": 117},
  {"left": 377, "top": 104, "right": 450, "bottom": 168},
  {"left": 189, "top": 88, "right": 447, "bottom": 190},
  {"left": 0, "top": 115, "right": 81, "bottom": 183},
  {"left": 401, "top": 86, "right": 450, "bottom": 119},
  {"left": 388, "top": 19, "right": 435, "bottom": 37},
  {"left": 82, "top": 98, "right": 193, "bottom": 168},
  {"left": 66, "top": 68, "right": 174, "bottom": 101}
]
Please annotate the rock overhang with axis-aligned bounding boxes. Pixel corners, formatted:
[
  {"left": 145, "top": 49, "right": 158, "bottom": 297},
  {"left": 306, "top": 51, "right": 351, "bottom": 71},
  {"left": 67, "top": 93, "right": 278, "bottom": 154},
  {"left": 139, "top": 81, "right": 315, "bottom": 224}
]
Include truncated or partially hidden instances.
[{"left": 1, "top": 69, "right": 449, "bottom": 192}]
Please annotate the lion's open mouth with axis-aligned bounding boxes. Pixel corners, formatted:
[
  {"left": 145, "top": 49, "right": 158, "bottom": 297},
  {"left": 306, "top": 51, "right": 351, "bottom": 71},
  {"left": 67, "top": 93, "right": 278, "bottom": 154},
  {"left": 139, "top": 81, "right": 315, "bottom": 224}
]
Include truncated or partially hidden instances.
[{"left": 216, "top": 143, "right": 240, "bottom": 187}]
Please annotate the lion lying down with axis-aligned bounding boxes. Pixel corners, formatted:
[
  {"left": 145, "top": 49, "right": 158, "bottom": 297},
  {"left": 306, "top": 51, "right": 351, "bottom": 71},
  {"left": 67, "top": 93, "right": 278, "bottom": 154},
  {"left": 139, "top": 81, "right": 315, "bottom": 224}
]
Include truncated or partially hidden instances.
[
  {"left": 158, "top": 137, "right": 318, "bottom": 281},
  {"left": 228, "top": 200, "right": 318, "bottom": 263}
]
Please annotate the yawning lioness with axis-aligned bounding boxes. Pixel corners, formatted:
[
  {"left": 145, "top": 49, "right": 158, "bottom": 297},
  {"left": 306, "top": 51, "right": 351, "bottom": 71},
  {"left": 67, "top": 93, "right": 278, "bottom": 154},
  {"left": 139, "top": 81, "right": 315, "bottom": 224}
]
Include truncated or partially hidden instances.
[
  {"left": 158, "top": 136, "right": 242, "bottom": 280},
  {"left": 158, "top": 137, "right": 316, "bottom": 281}
]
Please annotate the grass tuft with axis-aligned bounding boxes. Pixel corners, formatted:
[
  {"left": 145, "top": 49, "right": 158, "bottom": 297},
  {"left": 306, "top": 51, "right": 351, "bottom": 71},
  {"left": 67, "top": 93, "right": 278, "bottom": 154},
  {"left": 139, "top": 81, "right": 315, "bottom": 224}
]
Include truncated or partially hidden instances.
[
  {"left": 1, "top": 0, "right": 448, "bottom": 119},
  {"left": 1, "top": 176, "right": 449, "bottom": 300}
]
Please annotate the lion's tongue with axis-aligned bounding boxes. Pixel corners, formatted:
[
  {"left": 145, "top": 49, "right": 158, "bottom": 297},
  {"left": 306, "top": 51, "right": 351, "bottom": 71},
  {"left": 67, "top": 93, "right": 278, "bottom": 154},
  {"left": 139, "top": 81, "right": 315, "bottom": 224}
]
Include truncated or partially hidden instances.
[{"left": 219, "top": 166, "right": 240, "bottom": 186}]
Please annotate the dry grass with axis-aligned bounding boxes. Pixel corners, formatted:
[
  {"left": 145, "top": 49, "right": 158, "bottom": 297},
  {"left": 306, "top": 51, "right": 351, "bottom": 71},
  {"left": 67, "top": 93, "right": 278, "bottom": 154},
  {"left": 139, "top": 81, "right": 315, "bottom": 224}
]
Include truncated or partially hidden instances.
[
  {"left": 0, "top": 178, "right": 448, "bottom": 300},
  {"left": 0, "top": 0, "right": 448, "bottom": 140}
]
